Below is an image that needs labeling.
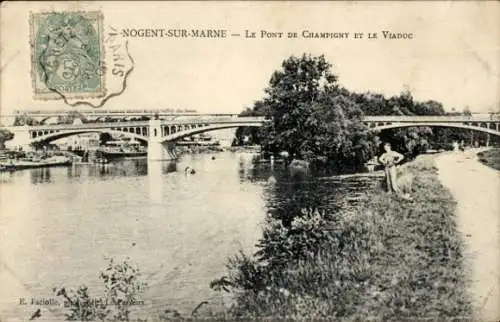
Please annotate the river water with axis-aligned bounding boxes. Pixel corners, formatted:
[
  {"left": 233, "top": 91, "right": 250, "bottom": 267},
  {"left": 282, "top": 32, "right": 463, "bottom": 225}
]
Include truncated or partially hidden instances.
[{"left": 0, "top": 151, "right": 380, "bottom": 320}]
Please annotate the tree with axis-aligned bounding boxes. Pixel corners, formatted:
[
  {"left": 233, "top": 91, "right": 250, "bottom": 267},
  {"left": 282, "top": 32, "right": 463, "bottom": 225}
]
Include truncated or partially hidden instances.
[
  {"left": 352, "top": 92, "right": 391, "bottom": 116},
  {"left": 0, "top": 127, "right": 14, "bottom": 149},
  {"left": 304, "top": 92, "right": 379, "bottom": 165},
  {"left": 234, "top": 100, "right": 272, "bottom": 146},
  {"left": 375, "top": 90, "right": 446, "bottom": 157},
  {"left": 237, "top": 56, "right": 470, "bottom": 162},
  {"left": 416, "top": 100, "right": 445, "bottom": 116},
  {"left": 58, "top": 111, "right": 88, "bottom": 124},
  {"left": 257, "top": 54, "right": 378, "bottom": 167},
  {"left": 13, "top": 114, "right": 39, "bottom": 126},
  {"left": 99, "top": 132, "right": 113, "bottom": 146},
  {"left": 260, "top": 55, "right": 337, "bottom": 157}
]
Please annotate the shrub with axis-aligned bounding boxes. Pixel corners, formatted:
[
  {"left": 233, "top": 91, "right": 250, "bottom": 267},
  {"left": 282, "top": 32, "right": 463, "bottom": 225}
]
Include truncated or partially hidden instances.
[{"left": 54, "top": 257, "right": 147, "bottom": 321}]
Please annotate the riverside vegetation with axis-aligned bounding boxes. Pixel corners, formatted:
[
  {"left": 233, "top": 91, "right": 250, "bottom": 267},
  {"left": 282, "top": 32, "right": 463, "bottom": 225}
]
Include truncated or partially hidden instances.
[
  {"left": 234, "top": 55, "right": 500, "bottom": 161},
  {"left": 54, "top": 258, "right": 148, "bottom": 321},
  {"left": 211, "top": 155, "right": 473, "bottom": 320},
  {"left": 477, "top": 148, "right": 500, "bottom": 171},
  {"left": 218, "top": 55, "right": 472, "bottom": 319}
]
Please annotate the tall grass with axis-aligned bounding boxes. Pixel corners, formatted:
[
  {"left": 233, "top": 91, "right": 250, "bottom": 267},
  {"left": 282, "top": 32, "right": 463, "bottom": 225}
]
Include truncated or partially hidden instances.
[
  {"left": 213, "top": 155, "right": 473, "bottom": 321},
  {"left": 477, "top": 148, "right": 500, "bottom": 171}
]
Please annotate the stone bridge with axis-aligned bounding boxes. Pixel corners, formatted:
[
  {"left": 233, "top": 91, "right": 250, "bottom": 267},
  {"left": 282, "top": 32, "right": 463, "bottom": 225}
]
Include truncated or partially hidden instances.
[
  {"left": 363, "top": 115, "right": 500, "bottom": 137},
  {"left": 5, "top": 116, "right": 265, "bottom": 160},
  {"left": 3, "top": 113, "right": 500, "bottom": 160}
]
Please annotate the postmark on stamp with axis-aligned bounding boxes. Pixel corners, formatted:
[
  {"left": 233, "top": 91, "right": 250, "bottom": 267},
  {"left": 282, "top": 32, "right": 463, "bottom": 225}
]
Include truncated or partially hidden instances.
[
  {"left": 30, "top": 11, "right": 105, "bottom": 100},
  {"left": 30, "top": 11, "right": 133, "bottom": 107}
]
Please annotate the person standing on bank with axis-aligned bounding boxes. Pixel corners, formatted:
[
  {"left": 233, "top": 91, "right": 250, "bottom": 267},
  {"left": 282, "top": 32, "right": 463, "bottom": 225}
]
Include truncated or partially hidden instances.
[{"left": 379, "top": 142, "right": 404, "bottom": 194}]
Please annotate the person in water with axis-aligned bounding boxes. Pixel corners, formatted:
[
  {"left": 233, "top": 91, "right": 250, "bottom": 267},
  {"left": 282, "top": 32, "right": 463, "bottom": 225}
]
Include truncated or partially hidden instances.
[
  {"left": 184, "top": 166, "right": 196, "bottom": 175},
  {"left": 378, "top": 142, "right": 404, "bottom": 194}
]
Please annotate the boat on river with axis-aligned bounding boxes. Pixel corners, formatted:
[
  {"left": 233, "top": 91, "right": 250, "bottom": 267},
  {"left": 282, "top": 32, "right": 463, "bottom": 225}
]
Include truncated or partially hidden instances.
[
  {"left": 177, "top": 133, "right": 220, "bottom": 147},
  {"left": 98, "top": 140, "right": 147, "bottom": 158},
  {"left": 0, "top": 155, "right": 72, "bottom": 171}
]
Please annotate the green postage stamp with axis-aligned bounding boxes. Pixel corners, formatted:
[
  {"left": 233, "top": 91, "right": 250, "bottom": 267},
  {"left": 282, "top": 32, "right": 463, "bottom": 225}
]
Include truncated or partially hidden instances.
[{"left": 30, "top": 11, "right": 105, "bottom": 100}]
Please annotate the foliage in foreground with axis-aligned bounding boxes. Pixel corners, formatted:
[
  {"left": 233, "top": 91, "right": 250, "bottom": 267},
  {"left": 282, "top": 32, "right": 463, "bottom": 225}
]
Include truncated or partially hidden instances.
[
  {"left": 212, "top": 155, "right": 473, "bottom": 321},
  {"left": 54, "top": 257, "right": 148, "bottom": 321}
]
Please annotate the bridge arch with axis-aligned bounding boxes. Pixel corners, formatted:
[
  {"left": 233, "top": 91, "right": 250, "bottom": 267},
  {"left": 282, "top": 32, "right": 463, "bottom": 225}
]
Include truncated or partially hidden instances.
[
  {"left": 30, "top": 128, "right": 148, "bottom": 146},
  {"left": 372, "top": 123, "right": 500, "bottom": 137},
  {"left": 160, "top": 123, "right": 262, "bottom": 143}
]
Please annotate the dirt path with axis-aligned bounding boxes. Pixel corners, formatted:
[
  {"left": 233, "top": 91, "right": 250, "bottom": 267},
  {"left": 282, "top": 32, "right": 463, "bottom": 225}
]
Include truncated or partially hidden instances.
[{"left": 436, "top": 149, "right": 500, "bottom": 321}]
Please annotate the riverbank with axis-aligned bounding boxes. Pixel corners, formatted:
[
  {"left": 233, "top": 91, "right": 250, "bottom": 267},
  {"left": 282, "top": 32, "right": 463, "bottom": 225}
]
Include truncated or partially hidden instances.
[
  {"left": 477, "top": 148, "right": 500, "bottom": 171},
  {"left": 436, "top": 149, "right": 500, "bottom": 321},
  {"left": 217, "top": 154, "right": 473, "bottom": 320}
]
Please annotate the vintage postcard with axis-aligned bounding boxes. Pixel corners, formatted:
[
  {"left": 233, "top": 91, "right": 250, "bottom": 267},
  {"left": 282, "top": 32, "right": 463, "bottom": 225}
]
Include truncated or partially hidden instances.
[{"left": 1, "top": 1, "right": 499, "bottom": 322}]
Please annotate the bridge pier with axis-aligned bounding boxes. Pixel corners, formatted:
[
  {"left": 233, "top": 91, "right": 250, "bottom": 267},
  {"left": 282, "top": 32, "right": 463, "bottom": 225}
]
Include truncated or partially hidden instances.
[
  {"left": 147, "top": 119, "right": 176, "bottom": 161},
  {"left": 147, "top": 140, "right": 177, "bottom": 161}
]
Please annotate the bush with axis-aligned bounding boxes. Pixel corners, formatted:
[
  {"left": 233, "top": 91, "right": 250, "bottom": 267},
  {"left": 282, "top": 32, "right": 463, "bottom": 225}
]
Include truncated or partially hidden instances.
[{"left": 54, "top": 257, "right": 147, "bottom": 321}]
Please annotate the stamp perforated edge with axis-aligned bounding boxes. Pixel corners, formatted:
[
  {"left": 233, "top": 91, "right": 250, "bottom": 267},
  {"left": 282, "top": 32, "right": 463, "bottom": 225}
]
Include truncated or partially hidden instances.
[{"left": 29, "top": 10, "right": 107, "bottom": 101}]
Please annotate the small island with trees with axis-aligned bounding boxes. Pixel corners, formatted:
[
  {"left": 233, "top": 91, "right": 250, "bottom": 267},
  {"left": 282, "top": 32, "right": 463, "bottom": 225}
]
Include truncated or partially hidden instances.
[{"left": 234, "top": 54, "right": 498, "bottom": 172}]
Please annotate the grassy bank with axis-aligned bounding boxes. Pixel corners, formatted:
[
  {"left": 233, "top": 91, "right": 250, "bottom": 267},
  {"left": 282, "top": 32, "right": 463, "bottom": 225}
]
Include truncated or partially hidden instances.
[
  {"left": 477, "top": 148, "right": 500, "bottom": 171},
  {"left": 215, "top": 155, "right": 472, "bottom": 321}
]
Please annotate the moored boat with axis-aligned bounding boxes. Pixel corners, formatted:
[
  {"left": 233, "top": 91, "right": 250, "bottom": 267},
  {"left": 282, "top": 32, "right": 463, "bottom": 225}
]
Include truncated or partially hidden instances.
[
  {"left": 0, "top": 156, "right": 72, "bottom": 171},
  {"left": 98, "top": 140, "right": 147, "bottom": 158}
]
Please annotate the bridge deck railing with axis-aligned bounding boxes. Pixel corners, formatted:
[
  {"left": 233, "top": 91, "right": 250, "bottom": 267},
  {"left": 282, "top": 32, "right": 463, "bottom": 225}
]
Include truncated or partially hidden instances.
[
  {"left": 10, "top": 117, "right": 266, "bottom": 130},
  {"left": 364, "top": 115, "right": 499, "bottom": 122}
]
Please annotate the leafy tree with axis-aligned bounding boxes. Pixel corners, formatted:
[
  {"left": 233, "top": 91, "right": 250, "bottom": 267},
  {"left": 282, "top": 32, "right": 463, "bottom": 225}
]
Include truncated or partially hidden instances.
[
  {"left": 368, "top": 90, "right": 445, "bottom": 157},
  {"left": 418, "top": 100, "right": 445, "bottom": 115},
  {"left": 351, "top": 92, "right": 391, "bottom": 116},
  {"left": 236, "top": 55, "right": 493, "bottom": 161},
  {"left": 58, "top": 111, "right": 88, "bottom": 124},
  {"left": 253, "top": 54, "right": 378, "bottom": 167},
  {"left": 262, "top": 55, "right": 337, "bottom": 158},
  {"left": 99, "top": 132, "right": 113, "bottom": 146},
  {"left": 234, "top": 101, "right": 271, "bottom": 146},
  {"left": 13, "top": 114, "right": 39, "bottom": 126},
  {"left": 387, "top": 88, "right": 414, "bottom": 115},
  {"left": 0, "top": 127, "right": 14, "bottom": 149},
  {"left": 300, "top": 91, "right": 379, "bottom": 165}
]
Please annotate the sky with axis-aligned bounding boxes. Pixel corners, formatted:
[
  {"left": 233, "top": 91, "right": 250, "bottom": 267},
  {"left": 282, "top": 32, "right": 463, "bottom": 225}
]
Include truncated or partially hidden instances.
[{"left": 1, "top": 1, "right": 499, "bottom": 116}]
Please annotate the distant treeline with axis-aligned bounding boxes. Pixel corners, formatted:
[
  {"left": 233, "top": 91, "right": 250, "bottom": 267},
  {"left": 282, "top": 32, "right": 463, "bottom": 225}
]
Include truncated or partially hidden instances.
[{"left": 234, "top": 54, "right": 499, "bottom": 164}]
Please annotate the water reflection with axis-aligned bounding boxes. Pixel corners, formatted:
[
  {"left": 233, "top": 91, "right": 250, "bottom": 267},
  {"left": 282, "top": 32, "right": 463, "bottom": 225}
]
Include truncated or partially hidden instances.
[
  {"left": 23, "top": 156, "right": 380, "bottom": 225},
  {"left": 148, "top": 161, "right": 177, "bottom": 203},
  {"left": 233, "top": 154, "right": 381, "bottom": 226},
  {"left": 237, "top": 156, "right": 275, "bottom": 184},
  {"left": 263, "top": 169, "right": 380, "bottom": 226},
  {"left": 0, "top": 171, "right": 13, "bottom": 183},
  {"left": 30, "top": 168, "right": 52, "bottom": 184},
  {"left": 67, "top": 164, "right": 82, "bottom": 178}
]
